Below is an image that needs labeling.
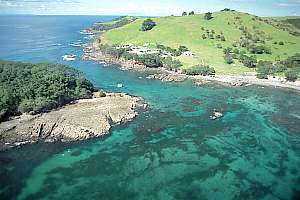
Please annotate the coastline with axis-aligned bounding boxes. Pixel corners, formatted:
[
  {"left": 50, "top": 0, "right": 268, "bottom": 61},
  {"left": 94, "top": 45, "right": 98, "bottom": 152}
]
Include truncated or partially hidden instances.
[
  {"left": 0, "top": 92, "right": 147, "bottom": 151},
  {"left": 83, "top": 43, "right": 300, "bottom": 91}
]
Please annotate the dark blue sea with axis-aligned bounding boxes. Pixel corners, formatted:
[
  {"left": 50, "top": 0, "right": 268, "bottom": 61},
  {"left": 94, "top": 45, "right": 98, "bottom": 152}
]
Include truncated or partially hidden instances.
[{"left": 0, "top": 15, "right": 300, "bottom": 200}]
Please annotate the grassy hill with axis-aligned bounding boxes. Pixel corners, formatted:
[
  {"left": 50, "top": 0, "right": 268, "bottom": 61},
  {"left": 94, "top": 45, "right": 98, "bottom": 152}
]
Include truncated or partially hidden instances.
[{"left": 99, "top": 11, "right": 300, "bottom": 75}]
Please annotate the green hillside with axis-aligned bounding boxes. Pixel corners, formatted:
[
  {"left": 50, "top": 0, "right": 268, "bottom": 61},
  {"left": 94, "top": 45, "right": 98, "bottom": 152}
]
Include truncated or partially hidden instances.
[{"left": 100, "top": 11, "right": 300, "bottom": 75}]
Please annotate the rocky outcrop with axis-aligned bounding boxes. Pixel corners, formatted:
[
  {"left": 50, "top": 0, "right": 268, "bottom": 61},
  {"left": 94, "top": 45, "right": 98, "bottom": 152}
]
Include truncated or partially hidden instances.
[
  {"left": 0, "top": 93, "right": 146, "bottom": 151},
  {"left": 146, "top": 73, "right": 187, "bottom": 82}
]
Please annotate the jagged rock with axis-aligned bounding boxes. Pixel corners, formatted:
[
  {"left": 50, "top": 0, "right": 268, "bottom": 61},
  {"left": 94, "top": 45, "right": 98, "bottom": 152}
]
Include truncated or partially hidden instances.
[
  {"left": 210, "top": 111, "right": 224, "bottom": 120},
  {"left": 0, "top": 93, "right": 146, "bottom": 151}
]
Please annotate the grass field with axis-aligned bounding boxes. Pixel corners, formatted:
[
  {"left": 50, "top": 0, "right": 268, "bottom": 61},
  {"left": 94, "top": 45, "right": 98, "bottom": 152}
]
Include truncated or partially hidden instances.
[{"left": 100, "top": 11, "right": 300, "bottom": 75}]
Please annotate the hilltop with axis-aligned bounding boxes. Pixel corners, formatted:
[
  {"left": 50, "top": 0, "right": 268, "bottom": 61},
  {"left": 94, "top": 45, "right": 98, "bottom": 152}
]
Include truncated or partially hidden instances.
[{"left": 98, "top": 11, "right": 300, "bottom": 75}]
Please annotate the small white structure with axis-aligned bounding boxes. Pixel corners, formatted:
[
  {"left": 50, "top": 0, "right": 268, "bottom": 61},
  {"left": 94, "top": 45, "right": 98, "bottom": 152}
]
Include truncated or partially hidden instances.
[
  {"left": 129, "top": 46, "right": 160, "bottom": 55},
  {"left": 182, "top": 51, "right": 194, "bottom": 57}
]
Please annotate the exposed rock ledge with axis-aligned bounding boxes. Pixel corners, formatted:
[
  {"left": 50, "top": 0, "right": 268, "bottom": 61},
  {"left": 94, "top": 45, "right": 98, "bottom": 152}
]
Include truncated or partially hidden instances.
[{"left": 0, "top": 93, "right": 146, "bottom": 151}]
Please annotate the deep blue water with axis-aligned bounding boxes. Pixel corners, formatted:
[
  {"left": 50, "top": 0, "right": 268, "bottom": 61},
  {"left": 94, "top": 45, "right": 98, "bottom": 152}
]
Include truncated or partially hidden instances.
[{"left": 0, "top": 15, "right": 300, "bottom": 200}]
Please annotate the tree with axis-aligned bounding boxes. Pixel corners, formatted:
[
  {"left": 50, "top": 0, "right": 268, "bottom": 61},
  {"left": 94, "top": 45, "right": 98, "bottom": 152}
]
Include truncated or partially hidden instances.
[
  {"left": 285, "top": 69, "right": 298, "bottom": 82},
  {"left": 202, "top": 34, "right": 207, "bottom": 39},
  {"left": 204, "top": 12, "right": 213, "bottom": 20},
  {"left": 182, "top": 12, "right": 187, "bottom": 16},
  {"left": 141, "top": 19, "right": 156, "bottom": 31},
  {"left": 189, "top": 11, "right": 195, "bottom": 15},
  {"left": 279, "top": 41, "right": 284, "bottom": 45}
]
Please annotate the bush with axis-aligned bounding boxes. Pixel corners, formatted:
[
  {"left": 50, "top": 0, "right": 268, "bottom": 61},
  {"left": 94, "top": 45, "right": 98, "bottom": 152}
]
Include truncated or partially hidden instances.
[
  {"left": 216, "top": 43, "right": 222, "bottom": 49},
  {"left": 256, "top": 61, "right": 274, "bottom": 79},
  {"left": 189, "top": 11, "right": 195, "bottom": 15},
  {"left": 202, "top": 34, "right": 207, "bottom": 39},
  {"left": 183, "top": 65, "right": 215, "bottom": 76},
  {"left": 279, "top": 41, "right": 284, "bottom": 45},
  {"left": 178, "top": 45, "right": 189, "bottom": 53},
  {"left": 182, "top": 12, "right": 187, "bottom": 16},
  {"left": 223, "top": 47, "right": 232, "bottom": 54},
  {"left": 98, "top": 91, "right": 106, "bottom": 97},
  {"left": 162, "top": 57, "right": 182, "bottom": 71},
  {"left": 285, "top": 70, "right": 298, "bottom": 82},
  {"left": 224, "top": 54, "right": 234, "bottom": 64},
  {"left": 141, "top": 19, "right": 156, "bottom": 31},
  {"left": 136, "top": 54, "right": 162, "bottom": 68},
  {"left": 239, "top": 55, "right": 257, "bottom": 68}
]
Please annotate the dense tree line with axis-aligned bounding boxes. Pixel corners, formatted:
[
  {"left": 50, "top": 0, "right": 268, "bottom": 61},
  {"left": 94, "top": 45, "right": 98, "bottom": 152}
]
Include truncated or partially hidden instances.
[
  {"left": 182, "top": 65, "right": 215, "bottom": 76},
  {"left": 0, "top": 61, "right": 94, "bottom": 121}
]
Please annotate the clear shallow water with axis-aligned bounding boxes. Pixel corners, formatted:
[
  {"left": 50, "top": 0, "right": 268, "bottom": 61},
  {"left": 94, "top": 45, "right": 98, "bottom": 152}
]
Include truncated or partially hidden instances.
[{"left": 0, "top": 16, "right": 300, "bottom": 200}]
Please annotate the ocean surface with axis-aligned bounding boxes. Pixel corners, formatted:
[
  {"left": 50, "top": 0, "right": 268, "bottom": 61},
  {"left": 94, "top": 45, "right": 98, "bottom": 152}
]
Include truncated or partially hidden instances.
[{"left": 0, "top": 15, "right": 300, "bottom": 200}]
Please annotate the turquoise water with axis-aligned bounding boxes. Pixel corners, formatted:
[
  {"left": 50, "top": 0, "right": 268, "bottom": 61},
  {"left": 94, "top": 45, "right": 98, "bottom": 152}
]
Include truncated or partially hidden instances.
[{"left": 0, "top": 16, "right": 300, "bottom": 200}]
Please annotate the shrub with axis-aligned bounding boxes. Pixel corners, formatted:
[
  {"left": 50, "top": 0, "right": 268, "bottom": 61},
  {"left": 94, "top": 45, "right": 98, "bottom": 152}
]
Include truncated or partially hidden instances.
[
  {"left": 223, "top": 47, "right": 232, "bottom": 54},
  {"left": 202, "top": 34, "right": 207, "bottom": 39},
  {"left": 136, "top": 54, "right": 162, "bottom": 68},
  {"left": 183, "top": 65, "right": 215, "bottom": 76},
  {"left": 256, "top": 61, "right": 274, "bottom": 79},
  {"left": 216, "top": 43, "right": 222, "bottom": 49},
  {"left": 224, "top": 54, "right": 234, "bottom": 64},
  {"left": 141, "top": 19, "right": 156, "bottom": 31},
  {"left": 178, "top": 45, "right": 189, "bottom": 53},
  {"left": 279, "top": 41, "right": 284, "bottom": 45},
  {"left": 98, "top": 91, "right": 106, "bottom": 97},
  {"left": 239, "top": 55, "right": 257, "bottom": 68},
  {"left": 285, "top": 70, "right": 298, "bottom": 82},
  {"left": 162, "top": 57, "right": 182, "bottom": 71}
]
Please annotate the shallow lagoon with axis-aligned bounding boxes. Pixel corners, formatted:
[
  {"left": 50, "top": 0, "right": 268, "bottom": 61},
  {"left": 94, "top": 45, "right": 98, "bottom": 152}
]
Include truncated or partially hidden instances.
[{"left": 0, "top": 16, "right": 299, "bottom": 200}]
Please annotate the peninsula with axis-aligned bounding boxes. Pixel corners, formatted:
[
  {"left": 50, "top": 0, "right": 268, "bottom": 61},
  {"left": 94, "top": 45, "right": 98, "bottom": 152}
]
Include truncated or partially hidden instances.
[{"left": 84, "top": 11, "right": 300, "bottom": 90}]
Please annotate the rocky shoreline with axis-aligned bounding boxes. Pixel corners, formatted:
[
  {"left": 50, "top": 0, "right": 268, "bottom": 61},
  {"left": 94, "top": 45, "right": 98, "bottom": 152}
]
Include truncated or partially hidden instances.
[
  {"left": 0, "top": 93, "right": 147, "bottom": 151},
  {"left": 83, "top": 43, "right": 300, "bottom": 91}
]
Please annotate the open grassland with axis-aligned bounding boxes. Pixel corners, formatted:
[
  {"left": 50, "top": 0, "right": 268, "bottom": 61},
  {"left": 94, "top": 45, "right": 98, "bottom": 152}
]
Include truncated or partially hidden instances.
[{"left": 100, "top": 11, "right": 300, "bottom": 75}]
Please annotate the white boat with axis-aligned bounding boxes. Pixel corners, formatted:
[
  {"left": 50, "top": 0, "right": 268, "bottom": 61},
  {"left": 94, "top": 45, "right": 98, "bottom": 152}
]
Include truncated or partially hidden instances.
[{"left": 62, "top": 54, "right": 76, "bottom": 61}]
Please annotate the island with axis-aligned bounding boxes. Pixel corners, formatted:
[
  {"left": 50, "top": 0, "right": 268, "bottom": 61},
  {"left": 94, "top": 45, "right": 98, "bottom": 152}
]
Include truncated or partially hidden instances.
[
  {"left": 83, "top": 10, "right": 300, "bottom": 90},
  {"left": 0, "top": 61, "right": 146, "bottom": 151}
]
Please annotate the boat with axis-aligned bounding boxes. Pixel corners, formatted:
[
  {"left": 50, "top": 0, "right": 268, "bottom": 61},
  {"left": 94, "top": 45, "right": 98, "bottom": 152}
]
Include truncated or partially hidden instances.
[{"left": 62, "top": 54, "right": 76, "bottom": 61}]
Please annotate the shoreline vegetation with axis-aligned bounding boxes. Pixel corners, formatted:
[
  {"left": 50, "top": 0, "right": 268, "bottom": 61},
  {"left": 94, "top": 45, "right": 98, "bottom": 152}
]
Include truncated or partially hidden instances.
[
  {"left": 0, "top": 61, "right": 147, "bottom": 151},
  {"left": 82, "top": 43, "right": 300, "bottom": 92},
  {"left": 83, "top": 10, "right": 300, "bottom": 91}
]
